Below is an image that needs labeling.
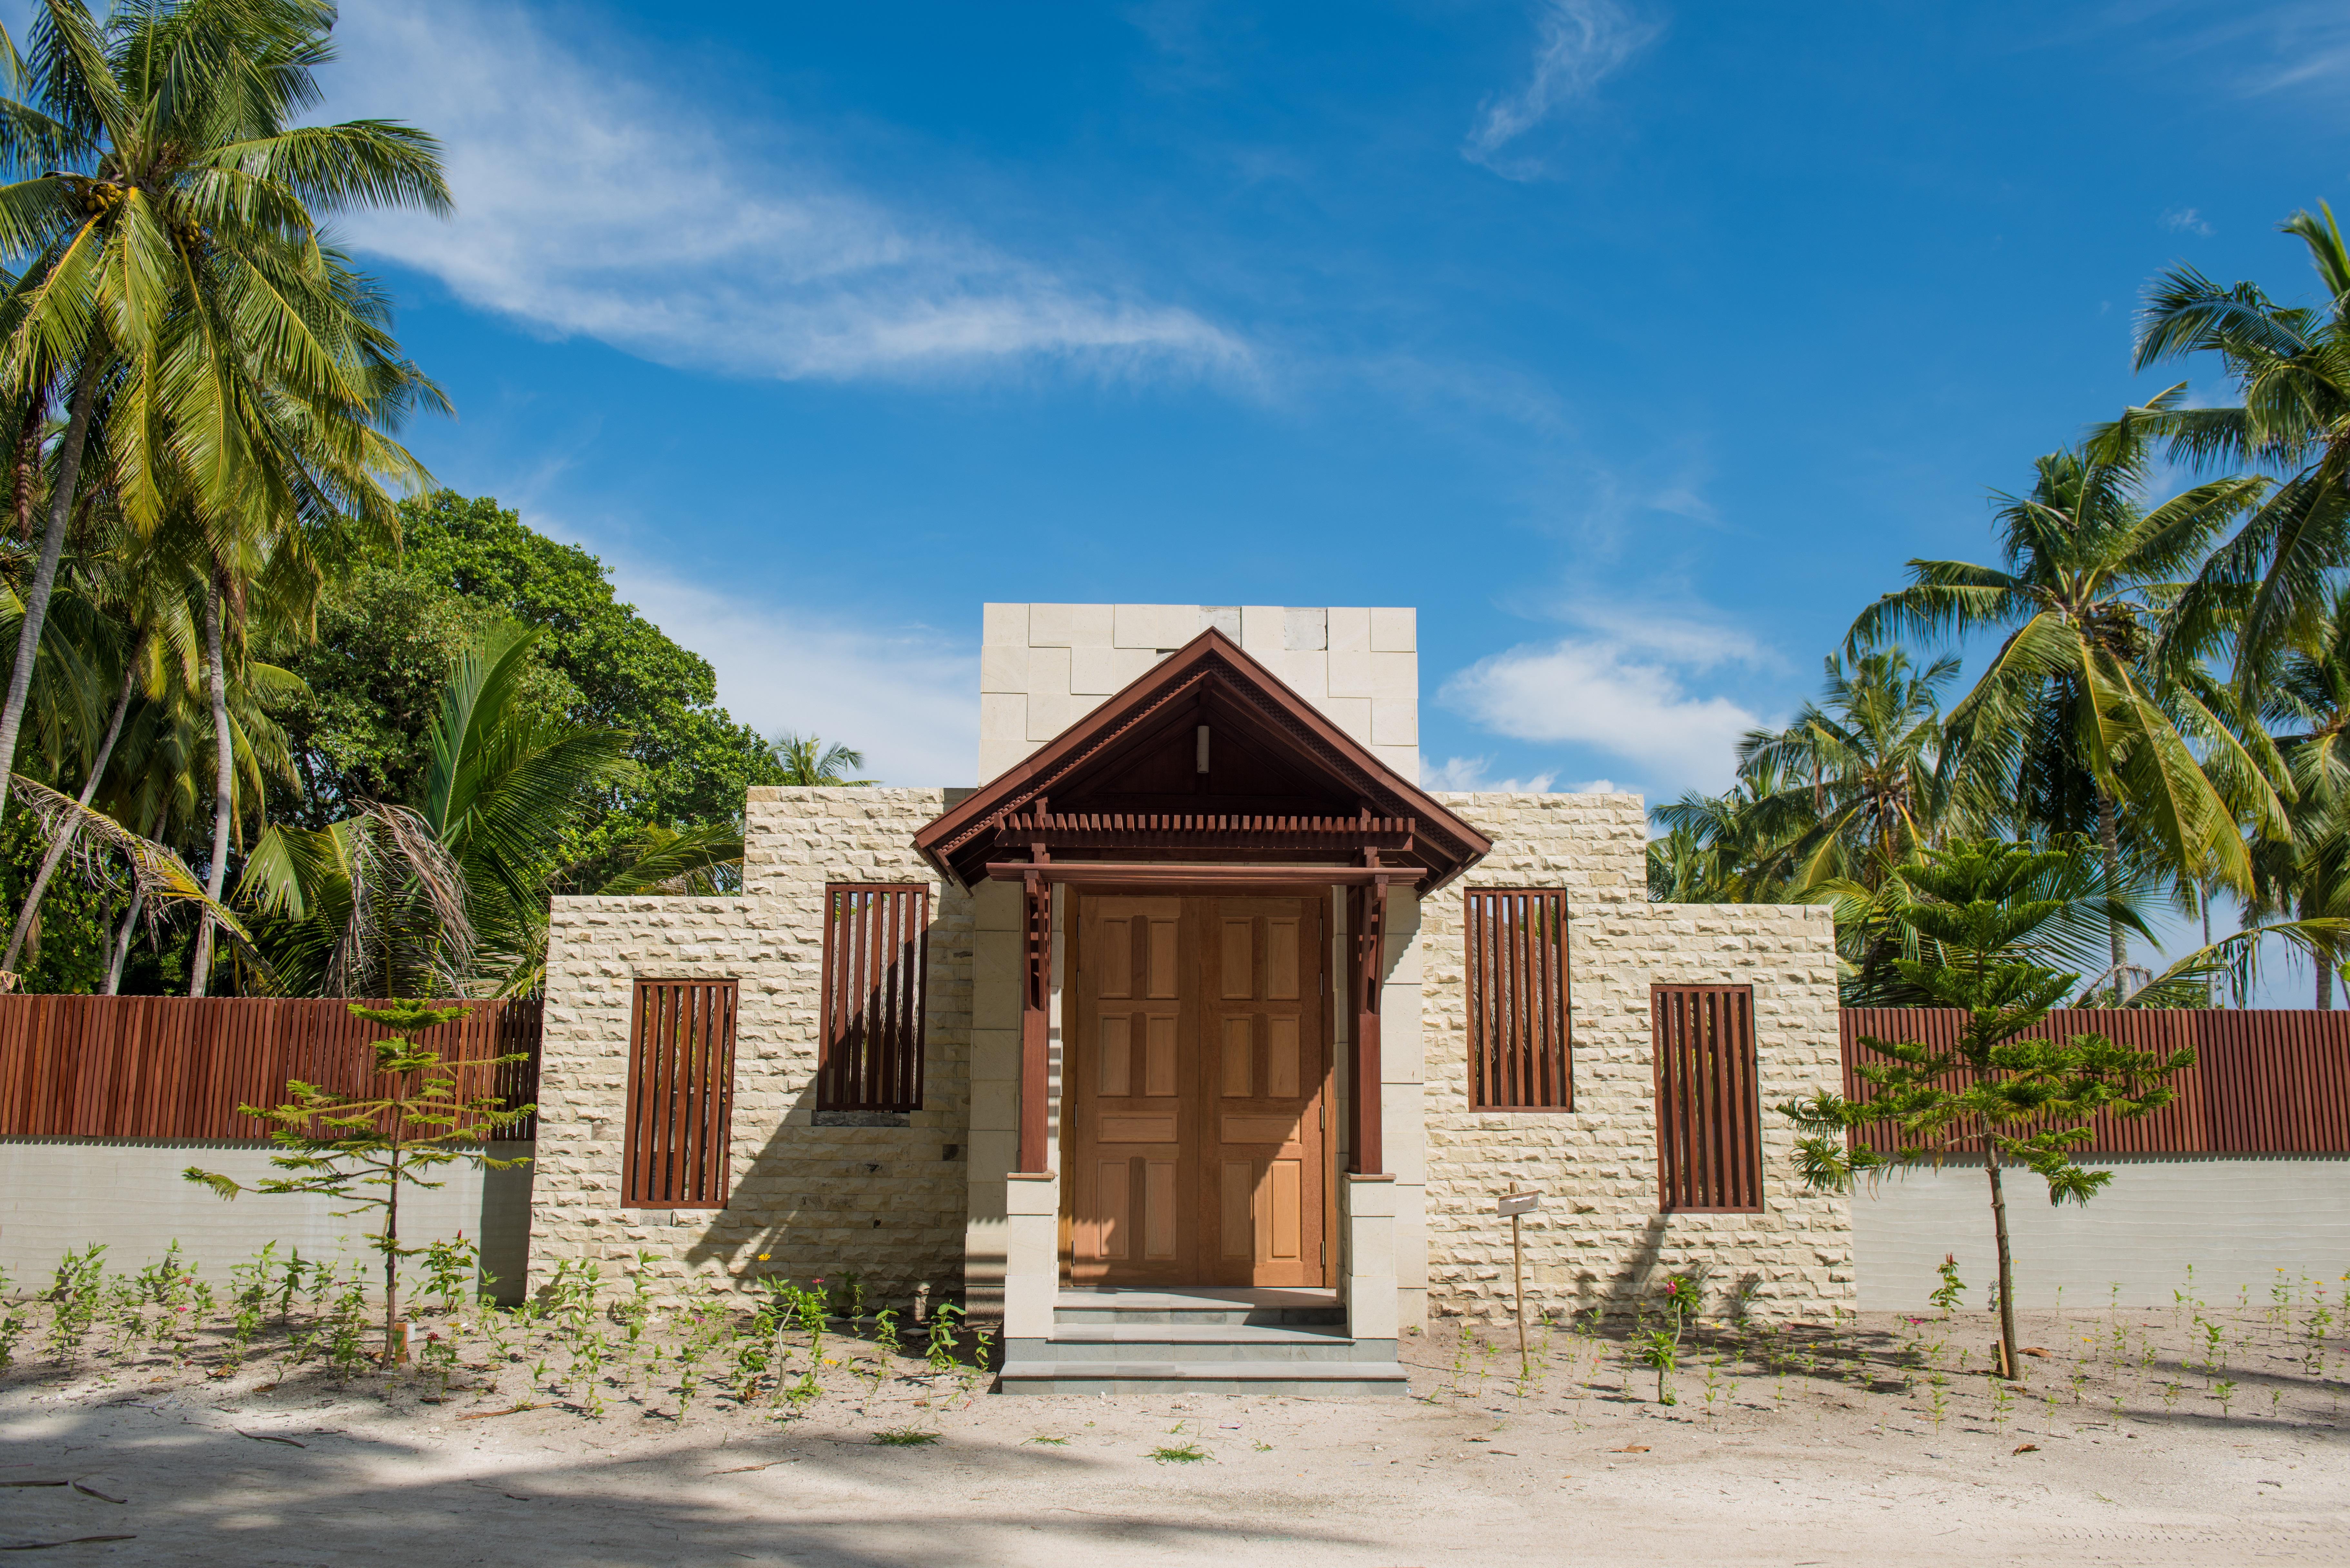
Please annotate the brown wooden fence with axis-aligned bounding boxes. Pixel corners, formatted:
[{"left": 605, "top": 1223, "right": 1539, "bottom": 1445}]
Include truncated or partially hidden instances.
[
  {"left": 0, "top": 996, "right": 541, "bottom": 1141},
  {"left": 1840, "top": 1009, "right": 2350, "bottom": 1155}
]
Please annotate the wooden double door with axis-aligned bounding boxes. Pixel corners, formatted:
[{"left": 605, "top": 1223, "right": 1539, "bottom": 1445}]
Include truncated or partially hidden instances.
[{"left": 1066, "top": 892, "right": 1330, "bottom": 1287}]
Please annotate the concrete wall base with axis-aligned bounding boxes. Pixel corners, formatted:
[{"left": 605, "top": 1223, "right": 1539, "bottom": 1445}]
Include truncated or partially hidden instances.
[
  {"left": 1852, "top": 1154, "right": 2350, "bottom": 1310},
  {"left": 0, "top": 1137, "right": 534, "bottom": 1303}
]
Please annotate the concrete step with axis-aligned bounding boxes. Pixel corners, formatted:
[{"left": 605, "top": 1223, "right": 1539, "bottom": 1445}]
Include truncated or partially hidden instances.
[
  {"left": 995, "top": 1357, "right": 1411, "bottom": 1397},
  {"left": 1019, "top": 1323, "right": 1369, "bottom": 1363},
  {"left": 1053, "top": 1287, "right": 1345, "bottom": 1328}
]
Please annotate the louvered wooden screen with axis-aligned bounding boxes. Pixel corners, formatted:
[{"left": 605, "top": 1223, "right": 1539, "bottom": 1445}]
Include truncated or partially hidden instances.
[
  {"left": 819, "top": 884, "right": 929, "bottom": 1113},
  {"left": 1465, "top": 888, "right": 1572, "bottom": 1109},
  {"left": 0, "top": 996, "right": 539, "bottom": 1139},
  {"left": 623, "top": 980, "right": 737, "bottom": 1209},
  {"left": 1653, "top": 984, "right": 1762, "bottom": 1213},
  {"left": 1841, "top": 1009, "right": 2350, "bottom": 1154}
]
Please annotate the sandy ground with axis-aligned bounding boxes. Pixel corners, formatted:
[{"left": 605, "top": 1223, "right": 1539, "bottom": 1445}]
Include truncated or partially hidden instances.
[{"left": 3, "top": 1295, "right": 2346, "bottom": 1566}]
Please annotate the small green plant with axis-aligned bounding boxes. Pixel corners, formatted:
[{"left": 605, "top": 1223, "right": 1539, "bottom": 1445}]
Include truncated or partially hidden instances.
[
  {"left": 1027, "top": 1435, "right": 1068, "bottom": 1445},
  {"left": 872, "top": 1426, "right": 939, "bottom": 1446},
  {"left": 2212, "top": 1378, "right": 2237, "bottom": 1418},
  {"left": 44, "top": 1243, "right": 107, "bottom": 1363},
  {"left": 1150, "top": 1442, "right": 1210, "bottom": 1464},
  {"left": 421, "top": 1235, "right": 480, "bottom": 1315},
  {"left": 924, "top": 1300, "right": 964, "bottom": 1374},
  {"left": 874, "top": 1306, "right": 903, "bottom": 1361},
  {"left": 1635, "top": 1329, "right": 1681, "bottom": 1405}
]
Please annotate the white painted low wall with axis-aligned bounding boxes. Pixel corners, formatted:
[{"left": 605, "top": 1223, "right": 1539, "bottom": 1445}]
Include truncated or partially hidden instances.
[
  {"left": 0, "top": 1138, "right": 535, "bottom": 1303},
  {"left": 1851, "top": 1155, "right": 2350, "bottom": 1310}
]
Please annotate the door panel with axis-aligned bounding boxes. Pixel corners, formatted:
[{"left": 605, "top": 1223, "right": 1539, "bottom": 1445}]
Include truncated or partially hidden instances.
[
  {"left": 1068, "top": 896, "right": 1193, "bottom": 1285},
  {"left": 1067, "top": 891, "right": 1327, "bottom": 1288},
  {"left": 1196, "top": 896, "right": 1328, "bottom": 1287}
]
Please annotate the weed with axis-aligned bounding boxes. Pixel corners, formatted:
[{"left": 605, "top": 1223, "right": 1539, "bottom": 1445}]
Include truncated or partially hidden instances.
[
  {"left": 873, "top": 1426, "right": 939, "bottom": 1446},
  {"left": 1930, "top": 1255, "right": 1965, "bottom": 1316},
  {"left": 2212, "top": 1378, "right": 2237, "bottom": 1418},
  {"left": 1150, "top": 1442, "right": 1210, "bottom": 1463},
  {"left": 1026, "top": 1435, "right": 1068, "bottom": 1445}
]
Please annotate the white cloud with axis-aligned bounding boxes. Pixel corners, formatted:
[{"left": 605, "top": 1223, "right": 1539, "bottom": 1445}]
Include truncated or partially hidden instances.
[
  {"left": 571, "top": 546, "right": 978, "bottom": 787},
  {"left": 323, "top": 0, "right": 1246, "bottom": 382},
  {"left": 1463, "top": 0, "right": 1661, "bottom": 178},
  {"left": 1423, "top": 755, "right": 1561, "bottom": 794},
  {"left": 1439, "top": 607, "right": 1765, "bottom": 792},
  {"left": 2162, "top": 206, "right": 2216, "bottom": 237}
]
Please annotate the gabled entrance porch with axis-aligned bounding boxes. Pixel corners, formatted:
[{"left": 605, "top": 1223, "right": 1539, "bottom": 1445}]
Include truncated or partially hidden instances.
[{"left": 912, "top": 628, "right": 1491, "bottom": 1392}]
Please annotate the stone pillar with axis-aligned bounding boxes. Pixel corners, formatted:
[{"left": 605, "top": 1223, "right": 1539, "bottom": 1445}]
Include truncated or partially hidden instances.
[
  {"left": 1003, "top": 1172, "right": 1060, "bottom": 1350},
  {"left": 1341, "top": 1173, "right": 1399, "bottom": 1349}
]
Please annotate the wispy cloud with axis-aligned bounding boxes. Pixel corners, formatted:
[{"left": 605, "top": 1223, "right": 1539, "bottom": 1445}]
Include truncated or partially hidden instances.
[
  {"left": 2162, "top": 206, "right": 2216, "bottom": 237},
  {"left": 1423, "top": 755, "right": 1566, "bottom": 793},
  {"left": 568, "top": 540, "right": 979, "bottom": 786},
  {"left": 1463, "top": 0, "right": 1661, "bottom": 179},
  {"left": 324, "top": 0, "right": 1246, "bottom": 382},
  {"left": 1439, "top": 604, "right": 1765, "bottom": 793}
]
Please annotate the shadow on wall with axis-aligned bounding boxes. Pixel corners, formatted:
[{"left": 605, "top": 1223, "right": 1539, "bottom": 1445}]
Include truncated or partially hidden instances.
[{"left": 636, "top": 1075, "right": 968, "bottom": 1315}]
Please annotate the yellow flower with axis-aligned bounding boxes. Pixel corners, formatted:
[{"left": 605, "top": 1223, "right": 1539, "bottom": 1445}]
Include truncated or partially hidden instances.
[{"left": 758, "top": 1253, "right": 771, "bottom": 1261}]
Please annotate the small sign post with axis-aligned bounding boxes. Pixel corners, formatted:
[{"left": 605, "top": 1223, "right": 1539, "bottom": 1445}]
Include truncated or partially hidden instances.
[{"left": 1497, "top": 1189, "right": 1541, "bottom": 1380}]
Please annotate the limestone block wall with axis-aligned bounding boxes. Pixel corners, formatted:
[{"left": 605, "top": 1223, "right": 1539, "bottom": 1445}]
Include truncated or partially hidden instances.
[
  {"left": 1420, "top": 792, "right": 1852, "bottom": 1323},
  {"left": 978, "top": 603, "right": 1420, "bottom": 784},
  {"left": 531, "top": 788, "right": 973, "bottom": 1305}
]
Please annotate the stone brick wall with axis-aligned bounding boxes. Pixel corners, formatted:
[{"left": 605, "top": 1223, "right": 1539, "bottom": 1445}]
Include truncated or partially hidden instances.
[
  {"left": 1420, "top": 793, "right": 1853, "bottom": 1324},
  {"left": 531, "top": 788, "right": 973, "bottom": 1305}
]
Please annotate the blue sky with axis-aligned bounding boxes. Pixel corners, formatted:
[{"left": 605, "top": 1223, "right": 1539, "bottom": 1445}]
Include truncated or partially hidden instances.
[{"left": 298, "top": 0, "right": 2350, "bottom": 802}]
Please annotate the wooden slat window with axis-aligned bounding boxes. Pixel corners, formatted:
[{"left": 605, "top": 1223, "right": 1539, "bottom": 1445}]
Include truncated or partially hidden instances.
[
  {"left": 1465, "top": 888, "right": 1572, "bottom": 1110},
  {"left": 1652, "top": 984, "right": 1762, "bottom": 1213},
  {"left": 819, "top": 884, "right": 930, "bottom": 1113},
  {"left": 623, "top": 980, "right": 738, "bottom": 1209}
]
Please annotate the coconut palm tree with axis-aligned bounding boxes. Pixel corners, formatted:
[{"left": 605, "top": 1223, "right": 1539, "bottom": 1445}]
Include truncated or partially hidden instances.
[
  {"left": 768, "top": 732, "right": 875, "bottom": 786},
  {"left": 2129, "top": 202, "right": 2350, "bottom": 675},
  {"left": 1846, "top": 408, "right": 2279, "bottom": 978},
  {"left": 0, "top": 0, "right": 448, "bottom": 845}
]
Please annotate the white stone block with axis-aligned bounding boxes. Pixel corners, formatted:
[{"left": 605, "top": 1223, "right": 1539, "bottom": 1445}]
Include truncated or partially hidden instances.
[
  {"left": 1241, "top": 605, "right": 1285, "bottom": 652},
  {"left": 979, "top": 692, "right": 1027, "bottom": 743},
  {"left": 1373, "top": 744, "right": 1419, "bottom": 783},
  {"left": 1026, "top": 603, "right": 1074, "bottom": 647},
  {"left": 1026, "top": 682, "right": 1074, "bottom": 743},
  {"left": 1369, "top": 650, "right": 1417, "bottom": 699},
  {"left": 1372, "top": 698, "right": 1418, "bottom": 746},
  {"left": 1284, "top": 607, "right": 1328, "bottom": 650},
  {"left": 1329, "top": 606, "right": 1370, "bottom": 653},
  {"left": 980, "top": 644, "right": 1027, "bottom": 695},
  {"left": 1322, "top": 696, "right": 1373, "bottom": 743},
  {"left": 1327, "top": 648, "right": 1372, "bottom": 698},
  {"left": 979, "top": 737, "right": 1034, "bottom": 780},
  {"left": 983, "top": 603, "right": 1028, "bottom": 646},
  {"left": 1071, "top": 643, "right": 1158, "bottom": 696},
  {"left": 1115, "top": 603, "right": 1194, "bottom": 649},
  {"left": 1200, "top": 605, "right": 1241, "bottom": 639},
  {"left": 1261, "top": 649, "right": 1328, "bottom": 703},
  {"left": 1369, "top": 606, "right": 1416, "bottom": 652}
]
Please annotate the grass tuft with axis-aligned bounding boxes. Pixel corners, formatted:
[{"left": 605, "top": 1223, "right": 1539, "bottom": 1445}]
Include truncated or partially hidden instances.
[
  {"left": 1150, "top": 1441, "right": 1211, "bottom": 1464},
  {"left": 871, "top": 1426, "right": 940, "bottom": 1446}
]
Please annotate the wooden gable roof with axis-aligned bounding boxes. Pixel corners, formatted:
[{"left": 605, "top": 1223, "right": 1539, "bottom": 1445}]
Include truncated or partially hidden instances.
[{"left": 912, "top": 628, "right": 1492, "bottom": 889}]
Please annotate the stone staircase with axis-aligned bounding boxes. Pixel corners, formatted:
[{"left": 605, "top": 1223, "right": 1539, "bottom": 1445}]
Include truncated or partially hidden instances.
[{"left": 995, "top": 1287, "right": 1409, "bottom": 1396}]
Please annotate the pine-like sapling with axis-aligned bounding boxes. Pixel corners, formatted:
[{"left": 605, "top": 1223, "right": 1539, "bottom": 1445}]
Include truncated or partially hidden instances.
[
  {"left": 1779, "top": 840, "right": 2191, "bottom": 1386},
  {"left": 183, "top": 999, "right": 534, "bottom": 1363}
]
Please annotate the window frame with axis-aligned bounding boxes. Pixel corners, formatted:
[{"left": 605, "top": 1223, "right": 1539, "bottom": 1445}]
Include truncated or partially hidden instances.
[
  {"left": 622, "top": 978, "right": 739, "bottom": 1210},
  {"left": 1650, "top": 982, "right": 1764, "bottom": 1214},
  {"left": 1463, "top": 887, "right": 1573, "bottom": 1111},
  {"left": 817, "top": 883, "right": 932, "bottom": 1114}
]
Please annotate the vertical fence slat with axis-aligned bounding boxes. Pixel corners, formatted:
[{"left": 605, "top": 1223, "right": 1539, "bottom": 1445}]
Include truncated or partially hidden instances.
[
  {"left": 815, "top": 883, "right": 929, "bottom": 1115},
  {"left": 1654, "top": 984, "right": 1761, "bottom": 1212}
]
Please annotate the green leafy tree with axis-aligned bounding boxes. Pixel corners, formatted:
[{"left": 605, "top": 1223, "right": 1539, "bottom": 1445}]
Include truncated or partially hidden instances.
[
  {"left": 269, "top": 492, "right": 782, "bottom": 879},
  {"left": 1779, "top": 840, "right": 2194, "bottom": 1382},
  {"left": 182, "top": 998, "right": 532, "bottom": 1361},
  {"left": 0, "top": 0, "right": 448, "bottom": 842}
]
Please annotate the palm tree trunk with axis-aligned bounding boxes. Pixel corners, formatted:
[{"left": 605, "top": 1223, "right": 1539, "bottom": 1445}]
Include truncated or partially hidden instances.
[
  {"left": 0, "top": 357, "right": 103, "bottom": 829},
  {"left": 2095, "top": 788, "right": 2126, "bottom": 978},
  {"left": 103, "top": 885, "right": 143, "bottom": 995},
  {"left": 3, "top": 647, "right": 141, "bottom": 975},
  {"left": 189, "top": 579, "right": 234, "bottom": 997},
  {"left": 2321, "top": 944, "right": 2336, "bottom": 1011},
  {"left": 11, "top": 384, "right": 46, "bottom": 539},
  {"left": 1985, "top": 1132, "right": 2022, "bottom": 1384}
]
